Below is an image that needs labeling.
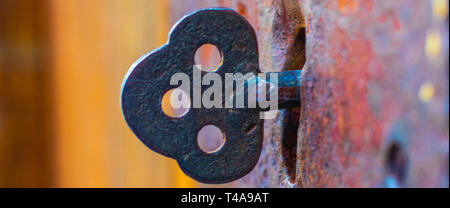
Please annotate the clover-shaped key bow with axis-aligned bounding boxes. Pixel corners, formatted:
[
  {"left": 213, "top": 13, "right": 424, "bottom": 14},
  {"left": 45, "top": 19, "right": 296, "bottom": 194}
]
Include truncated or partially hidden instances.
[{"left": 121, "top": 8, "right": 262, "bottom": 184}]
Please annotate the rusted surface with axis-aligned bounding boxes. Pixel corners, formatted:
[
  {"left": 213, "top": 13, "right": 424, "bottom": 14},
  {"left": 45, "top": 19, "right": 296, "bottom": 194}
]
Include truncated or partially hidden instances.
[
  {"left": 170, "top": 0, "right": 449, "bottom": 187},
  {"left": 298, "top": 0, "right": 449, "bottom": 187}
]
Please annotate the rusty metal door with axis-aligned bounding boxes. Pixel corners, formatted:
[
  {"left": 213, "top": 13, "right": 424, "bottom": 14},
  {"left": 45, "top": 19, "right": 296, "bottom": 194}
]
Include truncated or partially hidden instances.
[{"left": 169, "top": 0, "right": 449, "bottom": 188}]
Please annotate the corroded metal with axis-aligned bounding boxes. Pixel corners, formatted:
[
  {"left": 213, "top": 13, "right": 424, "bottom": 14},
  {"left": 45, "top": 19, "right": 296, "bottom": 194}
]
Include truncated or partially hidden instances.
[{"left": 297, "top": 0, "right": 449, "bottom": 188}]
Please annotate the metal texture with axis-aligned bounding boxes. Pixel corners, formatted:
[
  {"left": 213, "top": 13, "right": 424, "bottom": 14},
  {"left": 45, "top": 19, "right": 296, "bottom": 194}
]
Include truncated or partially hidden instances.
[
  {"left": 122, "top": 8, "right": 264, "bottom": 183},
  {"left": 297, "top": 0, "right": 449, "bottom": 188},
  {"left": 220, "top": 0, "right": 448, "bottom": 188}
]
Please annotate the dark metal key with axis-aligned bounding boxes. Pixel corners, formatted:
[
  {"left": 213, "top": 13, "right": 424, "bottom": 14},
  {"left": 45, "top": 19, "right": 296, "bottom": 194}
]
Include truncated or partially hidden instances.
[{"left": 121, "top": 8, "right": 300, "bottom": 184}]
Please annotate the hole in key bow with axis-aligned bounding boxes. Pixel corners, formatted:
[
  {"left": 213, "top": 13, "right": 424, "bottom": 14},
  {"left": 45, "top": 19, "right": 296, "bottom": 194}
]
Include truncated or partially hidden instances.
[
  {"left": 197, "top": 125, "right": 225, "bottom": 153},
  {"left": 194, "top": 44, "right": 223, "bottom": 72},
  {"left": 161, "top": 88, "right": 191, "bottom": 118}
]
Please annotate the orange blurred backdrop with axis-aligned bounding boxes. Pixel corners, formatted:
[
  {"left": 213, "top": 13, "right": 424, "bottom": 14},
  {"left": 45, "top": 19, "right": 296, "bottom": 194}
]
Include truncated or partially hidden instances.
[{"left": 0, "top": 0, "right": 198, "bottom": 187}]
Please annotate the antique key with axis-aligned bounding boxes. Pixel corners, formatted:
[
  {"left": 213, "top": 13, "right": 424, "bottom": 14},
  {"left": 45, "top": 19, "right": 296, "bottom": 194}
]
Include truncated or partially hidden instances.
[{"left": 121, "top": 8, "right": 301, "bottom": 184}]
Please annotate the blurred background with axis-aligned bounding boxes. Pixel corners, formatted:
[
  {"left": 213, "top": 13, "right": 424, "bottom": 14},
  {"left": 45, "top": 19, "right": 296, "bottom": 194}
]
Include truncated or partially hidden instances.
[{"left": 0, "top": 0, "right": 212, "bottom": 188}]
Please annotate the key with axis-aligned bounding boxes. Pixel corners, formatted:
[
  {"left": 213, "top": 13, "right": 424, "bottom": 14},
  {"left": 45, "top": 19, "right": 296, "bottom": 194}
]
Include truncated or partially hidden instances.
[{"left": 121, "top": 8, "right": 301, "bottom": 184}]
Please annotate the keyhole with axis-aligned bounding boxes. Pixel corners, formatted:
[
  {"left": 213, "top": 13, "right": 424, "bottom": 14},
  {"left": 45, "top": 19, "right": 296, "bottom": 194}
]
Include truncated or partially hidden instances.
[
  {"left": 197, "top": 125, "right": 225, "bottom": 153},
  {"left": 385, "top": 142, "right": 408, "bottom": 185},
  {"left": 194, "top": 44, "right": 223, "bottom": 72}
]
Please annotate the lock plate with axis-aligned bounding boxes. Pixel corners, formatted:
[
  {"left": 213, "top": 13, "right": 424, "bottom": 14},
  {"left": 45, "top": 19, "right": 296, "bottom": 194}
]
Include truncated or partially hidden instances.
[{"left": 121, "top": 8, "right": 262, "bottom": 183}]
